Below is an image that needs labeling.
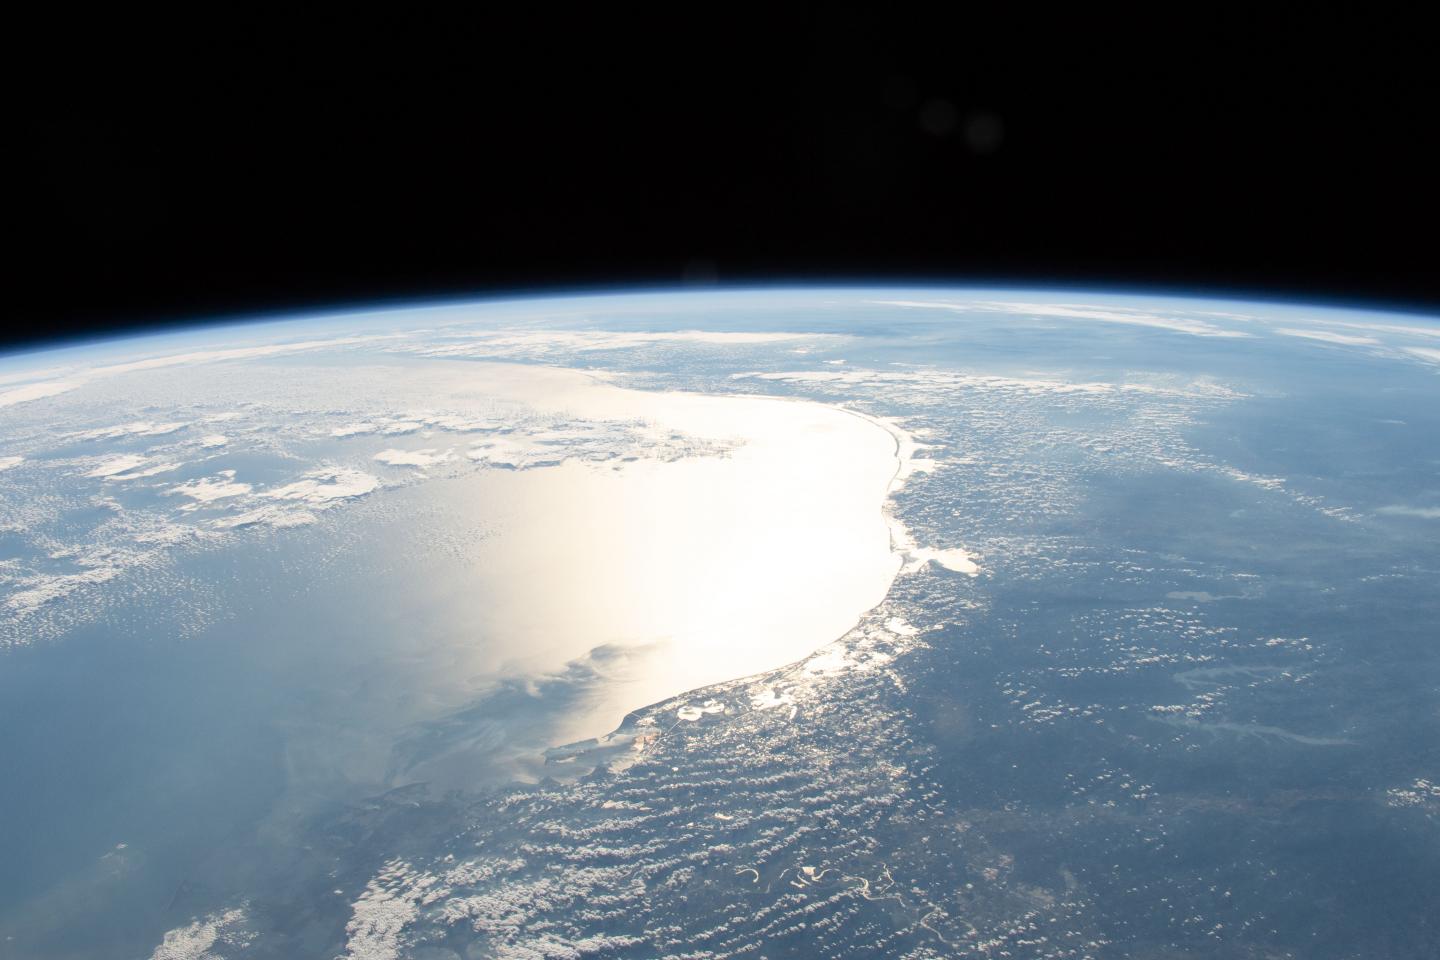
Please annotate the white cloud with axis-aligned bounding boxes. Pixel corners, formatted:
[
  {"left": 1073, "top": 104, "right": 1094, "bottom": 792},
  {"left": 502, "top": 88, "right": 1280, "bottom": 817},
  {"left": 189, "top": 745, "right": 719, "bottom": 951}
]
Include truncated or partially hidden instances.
[
  {"left": 332, "top": 422, "right": 379, "bottom": 437},
  {"left": 198, "top": 434, "right": 229, "bottom": 448},
  {"left": 869, "top": 299, "right": 1253, "bottom": 338},
  {"left": 342, "top": 859, "right": 436, "bottom": 960},
  {"left": 1404, "top": 346, "right": 1440, "bottom": 364},
  {"left": 334, "top": 415, "right": 500, "bottom": 437},
  {"left": 213, "top": 505, "right": 317, "bottom": 529},
  {"left": 1308, "top": 318, "right": 1440, "bottom": 340},
  {"left": 149, "top": 906, "right": 251, "bottom": 960},
  {"left": 167, "top": 476, "right": 253, "bottom": 504},
  {"left": 6, "top": 565, "right": 124, "bottom": 615},
  {"left": 411, "top": 329, "right": 843, "bottom": 359},
  {"left": 88, "top": 335, "right": 399, "bottom": 378},
  {"left": 263, "top": 467, "right": 379, "bottom": 504},
  {"left": 85, "top": 454, "right": 152, "bottom": 478},
  {"left": 373, "top": 448, "right": 454, "bottom": 467},
  {"left": 0, "top": 379, "right": 80, "bottom": 408},
  {"left": 419, "top": 414, "right": 503, "bottom": 432},
  {"left": 69, "top": 421, "right": 188, "bottom": 441},
  {"left": 1274, "top": 328, "right": 1379, "bottom": 346},
  {"left": 1377, "top": 505, "right": 1440, "bottom": 519},
  {"left": 732, "top": 367, "right": 1238, "bottom": 400},
  {"left": 0, "top": 456, "right": 22, "bottom": 471},
  {"left": 0, "top": 334, "right": 401, "bottom": 411},
  {"left": 1, "top": 517, "right": 202, "bottom": 628},
  {"left": 0, "top": 364, "right": 70, "bottom": 387},
  {"left": 85, "top": 455, "right": 182, "bottom": 481},
  {"left": 106, "top": 462, "right": 182, "bottom": 481}
]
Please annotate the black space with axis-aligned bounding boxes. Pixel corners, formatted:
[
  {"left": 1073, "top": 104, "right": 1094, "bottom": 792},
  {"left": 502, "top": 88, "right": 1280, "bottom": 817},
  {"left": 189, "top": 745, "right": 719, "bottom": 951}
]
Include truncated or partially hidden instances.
[{"left": 9, "top": 13, "right": 1438, "bottom": 352}]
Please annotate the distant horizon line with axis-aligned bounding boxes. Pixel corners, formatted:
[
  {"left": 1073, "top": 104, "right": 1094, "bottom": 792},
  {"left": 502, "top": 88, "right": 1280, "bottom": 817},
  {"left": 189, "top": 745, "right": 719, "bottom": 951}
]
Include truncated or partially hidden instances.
[{"left": 6, "top": 280, "right": 1440, "bottom": 363}]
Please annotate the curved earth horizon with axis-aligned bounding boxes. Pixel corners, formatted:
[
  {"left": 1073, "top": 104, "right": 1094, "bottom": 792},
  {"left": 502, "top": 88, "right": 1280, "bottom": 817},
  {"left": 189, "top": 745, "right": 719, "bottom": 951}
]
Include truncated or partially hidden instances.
[{"left": 1, "top": 288, "right": 1437, "bottom": 959}]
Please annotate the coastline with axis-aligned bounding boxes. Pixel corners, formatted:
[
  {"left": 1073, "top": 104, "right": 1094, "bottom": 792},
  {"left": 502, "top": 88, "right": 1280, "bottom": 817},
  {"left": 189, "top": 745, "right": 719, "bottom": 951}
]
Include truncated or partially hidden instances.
[{"left": 530, "top": 391, "right": 980, "bottom": 782}]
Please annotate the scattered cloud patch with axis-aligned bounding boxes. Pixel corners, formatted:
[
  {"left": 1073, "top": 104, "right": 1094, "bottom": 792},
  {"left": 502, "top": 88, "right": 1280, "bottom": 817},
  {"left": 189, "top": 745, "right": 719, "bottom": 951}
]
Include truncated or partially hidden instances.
[
  {"left": 373, "top": 448, "right": 454, "bottom": 468},
  {"left": 213, "top": 505, "right": 317, "bottom": 530},
  {"left": 0, "top": 455, "right": 22, "bottom": 471},
  {"left": 7, "top": 565, "right": 125, "bottom": 615},
  {"left": 465, "top": 436, "right": 557, "bottom": 469},
  {"left": 416, "top": 414, "right": 503, "bottom": 432},
  {"left": 86, "top": 454, "right": 153, "bottom": 478},
  {"left": 84, "top": 455, "right": 184, "bottom": 482},
  {"left": 167, "top": 474, "right": 253, "bottom": 504},
  {"left": 149, "top": 906, "right": 253, "bottom": 960},
  {"left": 263, "top": 468, "right": 379, "bottom": 505},
  {"left": 342, "top": 859, "right": 437, "bottom": 960},
  {"left": 69, "top": 421, "right": 187, "bottom": 441},
  {"left": 333, "top": 414, "right": 503, "bottom": 438},
  {"left": 105, "top": 462, "right": 182, "bottom": 481}
]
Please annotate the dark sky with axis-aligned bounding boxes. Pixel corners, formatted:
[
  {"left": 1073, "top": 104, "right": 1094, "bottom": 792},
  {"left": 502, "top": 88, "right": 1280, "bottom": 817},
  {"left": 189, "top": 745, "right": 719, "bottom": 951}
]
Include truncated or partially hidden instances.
[{"left": 10, "top": 13, "right": 1438, "bottom": 351}]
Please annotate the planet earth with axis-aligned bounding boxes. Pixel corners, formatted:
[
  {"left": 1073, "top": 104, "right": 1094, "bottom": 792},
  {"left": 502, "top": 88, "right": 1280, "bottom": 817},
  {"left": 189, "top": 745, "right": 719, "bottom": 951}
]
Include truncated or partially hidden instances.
[{"left": 1, "top": 288, "right": 1437, "bottom": 959}]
